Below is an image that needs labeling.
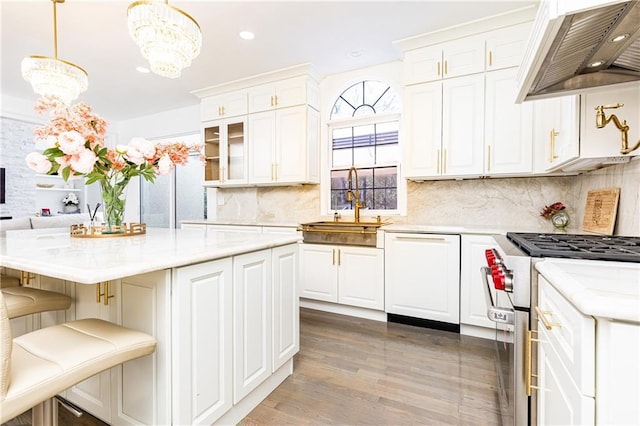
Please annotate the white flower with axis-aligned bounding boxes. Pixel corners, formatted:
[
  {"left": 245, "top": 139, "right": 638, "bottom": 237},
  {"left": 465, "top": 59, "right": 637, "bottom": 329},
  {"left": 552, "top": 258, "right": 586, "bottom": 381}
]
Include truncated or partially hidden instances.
[
  {"left": 128, "top": 137, "right": 155, "bottom": 159},
  {"left": 26, "top": 152, "right": 52, "bottom": 174},
  {"left": 62, "top": 192, "right": 79, "bottom": 205},
  {"left": 70, "top": 149, "right": 97, "bottom": 174},
  {"left": 156, "top": 154, "right": 174, "bottom": 175},
  {"left": 57, "top": 130, "right": 86, "bottom": 155}
]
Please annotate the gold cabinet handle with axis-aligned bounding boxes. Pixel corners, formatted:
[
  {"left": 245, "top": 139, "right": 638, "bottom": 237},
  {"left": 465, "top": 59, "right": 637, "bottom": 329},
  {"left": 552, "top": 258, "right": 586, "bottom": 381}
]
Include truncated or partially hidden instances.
[
  {"left": 489, "top": 51, "right": 493, "bottom": 67},
  {"left": 535, "top": 306, "right": 561, "bottom": 330},
  {"left": 443, "top": 149, "right": 447, "bottom": 174},
  {"left": 526, "top": 330, "right": 540, "bottom": 396},
  {"left": 332, "top": 248, "right": 336, "bottom": 266},
  {"left": 274, "top": 95, "right": 278, "bottom": 106},
  {"left": 274, "top": 163, "right": 278, "bottom": 181},
  {"left": 436, "top": 149, "right": 441, "bottom": 174},
  {"left": 549, "top": 129, "right": 560, "bottom": 162},
  {"left": 96, "top": 283, "right": 102, "bottom": 303},
  {"left": 96, "top": 282, "right": 115, "bottom": 305},
  {"left": 20, "top": 271, "right": 35, "bottom": 286},
  {"left": 437, "top": 61, "right": 440, "bottom": 76},
  {"left": 444, "top": 60, "right": 448, "bottom": 75},
  {"left": 221, "top": 105, "right": 225, "bottom": 116},
  {"left": 395, "top": 235, "right": 445, "bottom": 241},
  {"left": 337, "top": 249, "right": 341, "bottom": 266}
]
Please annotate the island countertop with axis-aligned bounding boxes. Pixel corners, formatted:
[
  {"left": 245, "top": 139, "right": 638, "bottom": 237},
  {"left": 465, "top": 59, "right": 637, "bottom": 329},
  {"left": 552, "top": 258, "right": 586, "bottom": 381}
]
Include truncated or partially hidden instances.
[{"left": 0, "top": 227, "right": 300, "bottom": 284}]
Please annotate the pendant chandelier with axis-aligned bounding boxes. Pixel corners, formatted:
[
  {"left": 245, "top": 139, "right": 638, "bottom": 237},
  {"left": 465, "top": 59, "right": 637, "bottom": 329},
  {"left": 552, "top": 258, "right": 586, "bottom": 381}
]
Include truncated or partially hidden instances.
[
  {"left": 21, "top": 0, "right": 88, "bottom": 105},
  {"left": 127, "top": 1, "right": 202, "bottom": 79}
]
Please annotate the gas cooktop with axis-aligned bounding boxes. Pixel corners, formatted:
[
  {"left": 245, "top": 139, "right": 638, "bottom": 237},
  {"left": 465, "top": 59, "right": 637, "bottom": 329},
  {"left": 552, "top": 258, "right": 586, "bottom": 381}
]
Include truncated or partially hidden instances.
[{"left": 506, "top": 232, "right": 640, "bottom": 263}]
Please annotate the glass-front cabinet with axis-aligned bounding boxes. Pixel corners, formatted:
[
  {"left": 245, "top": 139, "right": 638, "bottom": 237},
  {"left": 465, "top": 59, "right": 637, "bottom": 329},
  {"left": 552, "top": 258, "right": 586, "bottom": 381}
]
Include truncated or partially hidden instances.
[{"left": 203, "top": 118, "right": 248, "bottom": 186}]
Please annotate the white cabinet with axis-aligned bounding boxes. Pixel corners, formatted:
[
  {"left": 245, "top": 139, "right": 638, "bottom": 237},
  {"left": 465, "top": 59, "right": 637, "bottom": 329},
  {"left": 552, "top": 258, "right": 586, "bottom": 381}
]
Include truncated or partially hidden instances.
[
  {"left": 384, "top": 233, "right": 460, "bottom": 324},
  {"left": 203, "top": 117, "right": 248, "bottom": 186},
  {"left": 536, "top": 276, "right": 595, "bottom": 425},
  {"left": 484, "top": 22, "right": 532, "bottom": 72},
  {"left": 172, "top": 258, "right": 233, "bottom": 426},
  {"left": 404, "top": 37, "right": 484, "bottom": 84},
  {"left": 248, "top": 76, "right": 319, "bottom": 113},
  {"left": 533, "top": 95, "right": 580, "bottom": 172},
  {"left": 271, "top": 244, "right": 299, "bottom": 372},
  {"left": 460, "top": 235, "right": 499, "bottom": 330},
  {"left": 403, "top": 74, "right": 484, "bottom": 179},
  {"left": 233, "top": 250, "right": 272, "bottom": 403},
  {"left": 201, "top": 91, "right": 248, "bottom": 121},
  {"left": 484, "top": 67, "right": 533, "bottom": 174},
  {"left": 248, "top": 105, "right": 319, "bottom": 185},
  {"left": 299, "top": 244, "right": 384, "bottom": 311}
]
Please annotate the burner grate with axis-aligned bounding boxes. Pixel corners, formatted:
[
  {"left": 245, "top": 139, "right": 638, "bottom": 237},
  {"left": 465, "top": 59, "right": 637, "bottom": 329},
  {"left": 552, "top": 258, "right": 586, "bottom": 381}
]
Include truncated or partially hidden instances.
[{"left": 506, "top": 233, "right": 640, "bottom": 262}]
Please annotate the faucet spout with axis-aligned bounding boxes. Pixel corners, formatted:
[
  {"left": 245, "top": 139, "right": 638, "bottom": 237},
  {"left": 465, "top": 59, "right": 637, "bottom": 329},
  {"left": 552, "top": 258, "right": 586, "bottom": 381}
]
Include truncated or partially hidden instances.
[{"left": 347, "top": 166, "right": 365, "bottom": 222}]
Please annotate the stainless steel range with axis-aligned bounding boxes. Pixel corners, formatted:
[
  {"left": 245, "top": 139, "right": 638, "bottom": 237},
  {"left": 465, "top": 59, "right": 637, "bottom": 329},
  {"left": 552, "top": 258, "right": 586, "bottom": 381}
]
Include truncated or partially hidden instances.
[{"left": 482, "top": 232, "right": 640, "bottom": 426}]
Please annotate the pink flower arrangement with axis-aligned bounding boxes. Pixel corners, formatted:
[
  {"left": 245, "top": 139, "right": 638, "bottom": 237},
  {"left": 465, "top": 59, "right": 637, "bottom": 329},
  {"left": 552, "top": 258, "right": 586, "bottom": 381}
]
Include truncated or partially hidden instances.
[{"left": 25, "top": 96, "right": 201, "bottom": 185}]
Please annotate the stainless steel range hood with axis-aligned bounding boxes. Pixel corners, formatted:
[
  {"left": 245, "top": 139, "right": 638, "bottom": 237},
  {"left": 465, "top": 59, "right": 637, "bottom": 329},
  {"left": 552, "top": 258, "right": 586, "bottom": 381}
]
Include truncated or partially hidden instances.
[{"left": 516, "top": 0, "right": 640, "bottom": 103}]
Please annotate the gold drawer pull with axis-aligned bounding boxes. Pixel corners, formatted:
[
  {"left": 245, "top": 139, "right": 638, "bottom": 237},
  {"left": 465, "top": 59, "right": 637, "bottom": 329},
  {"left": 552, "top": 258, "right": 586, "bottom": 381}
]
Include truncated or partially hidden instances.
[
  {"left": 535, "top": 306, "right": 561, "bottom": 330},
  {"left": 395, "top": 236, "right": 445, "bottom": 241}
]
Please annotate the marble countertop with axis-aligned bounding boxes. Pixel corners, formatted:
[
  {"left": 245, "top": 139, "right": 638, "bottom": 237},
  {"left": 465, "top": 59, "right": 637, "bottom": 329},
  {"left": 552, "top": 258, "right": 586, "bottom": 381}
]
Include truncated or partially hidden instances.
[
  {"left": 181, "top": 219, "right": 300, "bottom": 228},
  {"left": 379, "top": 223, "right": 544, "bottom": 235},
  {"left": 536, "top": 259, "right": 640, "bottom": 323},
  {"left": 0, "top": 228, "right": 300, "bottom": 284}
]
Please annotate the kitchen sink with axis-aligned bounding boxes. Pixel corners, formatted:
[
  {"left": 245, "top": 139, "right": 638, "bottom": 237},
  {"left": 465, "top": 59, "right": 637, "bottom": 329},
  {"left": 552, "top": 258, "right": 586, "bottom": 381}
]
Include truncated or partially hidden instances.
[{"left": 299, "top": 220, "right": 387, "bottom": 247}]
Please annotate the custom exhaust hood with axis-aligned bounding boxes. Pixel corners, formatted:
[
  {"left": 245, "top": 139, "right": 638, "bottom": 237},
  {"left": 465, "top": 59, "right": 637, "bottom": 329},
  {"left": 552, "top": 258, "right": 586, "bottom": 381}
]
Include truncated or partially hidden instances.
[{"left": 516, "top": 0, "right": 640, "bottom": 103}]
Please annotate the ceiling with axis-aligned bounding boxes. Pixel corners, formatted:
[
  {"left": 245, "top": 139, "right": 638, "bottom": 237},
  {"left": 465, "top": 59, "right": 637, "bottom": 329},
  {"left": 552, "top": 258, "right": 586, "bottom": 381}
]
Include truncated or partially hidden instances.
[{"left": 1, "top": 0, "right": 536, "bottom": 122}]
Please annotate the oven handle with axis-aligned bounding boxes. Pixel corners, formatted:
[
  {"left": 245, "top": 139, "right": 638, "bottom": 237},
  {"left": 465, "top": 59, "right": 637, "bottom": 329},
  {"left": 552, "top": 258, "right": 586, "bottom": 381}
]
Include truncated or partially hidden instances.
[{"left": 481, "top": 266, "right": 515, "bottom": 325}]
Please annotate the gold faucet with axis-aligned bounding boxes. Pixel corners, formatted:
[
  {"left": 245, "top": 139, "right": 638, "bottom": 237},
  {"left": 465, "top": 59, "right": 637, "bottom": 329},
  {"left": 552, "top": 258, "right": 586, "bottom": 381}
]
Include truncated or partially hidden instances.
[
  {"left": 347, "top": 166, "right": 365, "bottom": 223},
  {"left": 595, "top": 103, "right": 640, "bottom": 155}
]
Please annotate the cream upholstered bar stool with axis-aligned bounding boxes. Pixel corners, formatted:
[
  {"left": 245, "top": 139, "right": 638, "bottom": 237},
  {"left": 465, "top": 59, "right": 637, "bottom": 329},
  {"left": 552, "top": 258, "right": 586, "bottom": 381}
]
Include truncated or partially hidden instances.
[
  {"left": 0, "top": 291, "right": 157, "bottom": 425},
  {"left": 1, "top": 273, "right": 71, "bottom": 320}
]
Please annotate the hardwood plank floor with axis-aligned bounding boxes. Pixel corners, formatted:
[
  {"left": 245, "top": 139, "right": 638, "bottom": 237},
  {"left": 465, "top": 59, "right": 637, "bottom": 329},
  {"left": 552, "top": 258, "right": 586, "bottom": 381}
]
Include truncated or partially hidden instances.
[
  {"left": 3, "top": 308, "right": 501, "bottom": 426},
  {"left": 241, "top": 308, "right": 501, "bottom": 425}
]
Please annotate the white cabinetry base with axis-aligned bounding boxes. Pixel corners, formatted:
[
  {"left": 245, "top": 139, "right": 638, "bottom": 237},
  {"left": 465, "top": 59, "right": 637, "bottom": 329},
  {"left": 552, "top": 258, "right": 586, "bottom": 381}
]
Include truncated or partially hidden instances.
[{"left": 300, "top": 299, "right": 387, "bottom": 322}]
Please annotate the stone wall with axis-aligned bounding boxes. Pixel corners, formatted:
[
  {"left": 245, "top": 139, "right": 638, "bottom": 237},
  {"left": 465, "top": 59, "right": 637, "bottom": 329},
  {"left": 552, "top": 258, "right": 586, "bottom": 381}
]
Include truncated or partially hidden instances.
[{"left": 0, "top": 117, "right": 37, "bottom": 218}]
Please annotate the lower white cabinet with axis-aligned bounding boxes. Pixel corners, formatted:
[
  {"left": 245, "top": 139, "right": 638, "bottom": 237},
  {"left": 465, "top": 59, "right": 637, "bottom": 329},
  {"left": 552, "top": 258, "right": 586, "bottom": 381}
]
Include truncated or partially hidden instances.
[
  {"left": 271, "top": 245, "right": 299, "bottom": 371},
  {"left": 384, "top": 232, "right": 460, "bottom": 324},
  {"left": 299, "top": 244, "right": 384, "bottom": 311},
  {"left": 460, "top": 235, "right": 498, "bottom": 330}
]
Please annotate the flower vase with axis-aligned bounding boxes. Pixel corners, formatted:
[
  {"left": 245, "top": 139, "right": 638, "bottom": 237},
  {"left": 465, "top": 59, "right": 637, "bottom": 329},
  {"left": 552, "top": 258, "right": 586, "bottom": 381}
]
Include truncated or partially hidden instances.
[
  {"left": 64, "top": 205, "right": 78, "bottom": 213},
  {"left": 551, "top": 211, "right": 570, "bottom": 232},
  {"left": 101, "top": 173, "right": 130, "bottom": 234}
]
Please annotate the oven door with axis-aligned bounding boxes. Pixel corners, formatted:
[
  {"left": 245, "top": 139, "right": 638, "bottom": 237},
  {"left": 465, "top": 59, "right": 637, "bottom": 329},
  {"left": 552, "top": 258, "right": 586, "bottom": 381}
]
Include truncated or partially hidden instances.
[{"left": 482, "top": 267, "right": 529, "bottom": 426}]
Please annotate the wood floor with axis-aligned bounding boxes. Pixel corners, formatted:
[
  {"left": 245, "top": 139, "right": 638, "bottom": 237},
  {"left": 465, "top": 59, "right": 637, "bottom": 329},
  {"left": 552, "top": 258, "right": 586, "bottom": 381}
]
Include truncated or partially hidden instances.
[
  {"left": 240, "top": 308, "right": 501, "bottom": 425},
  {"left": 5, "top": 308, "right": 501, "bottom": 426}
]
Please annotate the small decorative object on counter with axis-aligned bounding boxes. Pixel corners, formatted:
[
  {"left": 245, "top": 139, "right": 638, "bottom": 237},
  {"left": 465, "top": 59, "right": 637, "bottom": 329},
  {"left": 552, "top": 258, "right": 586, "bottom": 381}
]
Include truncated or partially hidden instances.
[
  {"left": 25, "top": 96, "right": 203, "bottom": 236},
  {"left": 62, "top": 192, "right": 79, "bottom": 213},
  {"left": 540, "top": 201, "right": 570, "bottom": 231}
]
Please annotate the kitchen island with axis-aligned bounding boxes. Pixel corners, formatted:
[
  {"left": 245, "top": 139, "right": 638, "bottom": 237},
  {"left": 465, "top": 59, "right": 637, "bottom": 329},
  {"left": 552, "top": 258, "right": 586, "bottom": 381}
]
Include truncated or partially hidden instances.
[{"left": 1, "top": 227, "right": 301, "bottom": 425}]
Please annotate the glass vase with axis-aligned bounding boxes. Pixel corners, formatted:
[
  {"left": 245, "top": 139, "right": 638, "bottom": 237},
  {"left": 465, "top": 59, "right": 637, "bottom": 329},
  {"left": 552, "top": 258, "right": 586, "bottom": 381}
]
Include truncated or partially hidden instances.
[
  {"left": 551, "top": 211, "right": 570, "bottom": 231},
  {"left": 100, "top": 172, "right": 130, "bottom": 234}
]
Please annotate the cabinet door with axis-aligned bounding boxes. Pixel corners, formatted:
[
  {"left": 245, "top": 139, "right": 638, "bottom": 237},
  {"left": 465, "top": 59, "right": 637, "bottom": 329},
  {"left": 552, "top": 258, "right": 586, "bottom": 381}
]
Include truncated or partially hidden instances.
[
  {"left": 442, "top": 37, "right": 485, "bottom": 79},
  {"left": 172, "top": 259, "right": 233, "bottom": 425},
  {"left": 201, "top": 91, "right": 248, "bottom": 121},
  {"left": 485, "top": 22, "right": 532, "bottom": 71},
  {"left": 485, "top": 68, "right": 533, "bottom": 174},
  {"left": 402, "top": 82, "right": 443, "bottom": 178},
  {"left": 113, "top": 271, "right": 170, "bottom": 426},
  {"left": 275, "top": 106, "right": 309, "bottom": 183},
  {"left": 299, "top": 244, "right": 338, "bottom": 302},
  {"left": 248, "top": 111, "right": 276, "bottom": 184},
  {"left": 537, "top": 325, "right": 595, "bottom": 426},
  {"left": 203, "top": 118, "right": 248, "bottom": 185},
  {"left": 248, "top": 77, "right": 309, "bottom": 113},
  {"left": 442, "top": 74, "right": 485, "bottom": 176},
  {"left": 337, "top": 246, "right": 384, "bottom": 310},
  {"left": 385, "top": 233, "right": 460, "bottom": 323},
  {"left": 460, "top": 235, "right": 499, "bottom": 329},
  {"left": 403, "top": 45, "right": 443, "bottom": 85},
  {"left": 65, "top": 281, "right": 116, "bottom": 424},
  {"left": 233, "top": 249, "right": 272, "bottom": 403},
  {"left": 272, "top": 244, "right": 299, "bottom": 372},
  {"left": 533, "top": 95, "right": 580, "bottom": 172}
]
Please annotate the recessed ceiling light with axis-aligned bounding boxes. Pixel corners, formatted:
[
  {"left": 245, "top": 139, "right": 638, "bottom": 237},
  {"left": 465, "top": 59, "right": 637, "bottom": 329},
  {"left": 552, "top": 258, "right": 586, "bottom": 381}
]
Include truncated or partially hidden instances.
[
  {"left": 136, "top": 66, "right": 150, "bottom": 73},
  {"left": 239, "top": 31, "right": 255, "bottom": 40},
  {"left": 610, "top": 33, "right": 629, "bottom": 43},
  {"left": 348, "top": 50, "right": 363, "bottom": 58},
  {"left": 588, "top": 60, "right": 605, "bottom": 68}
]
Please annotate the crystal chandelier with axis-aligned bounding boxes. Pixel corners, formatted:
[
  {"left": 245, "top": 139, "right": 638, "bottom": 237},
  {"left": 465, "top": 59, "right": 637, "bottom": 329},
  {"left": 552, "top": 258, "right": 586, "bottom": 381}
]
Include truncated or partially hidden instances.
[
  {"left": 127, "top": 1, "right": 202, "bottom": 79},
  {"left": 21, "top": 0, "right": 88, "bottom": 105}
]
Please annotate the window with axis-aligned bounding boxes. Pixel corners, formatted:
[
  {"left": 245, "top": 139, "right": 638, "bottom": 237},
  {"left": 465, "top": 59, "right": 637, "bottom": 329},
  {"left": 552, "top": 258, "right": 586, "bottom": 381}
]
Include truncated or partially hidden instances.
[{"left": 328, "top": 80, "right": 401, "bottom": 213}]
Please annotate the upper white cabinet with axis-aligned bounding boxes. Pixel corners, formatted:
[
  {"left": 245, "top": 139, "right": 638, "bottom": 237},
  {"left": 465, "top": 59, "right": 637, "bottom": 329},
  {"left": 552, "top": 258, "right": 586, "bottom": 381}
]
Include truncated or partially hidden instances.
[
  {"left": 196, "top": 66, "right": 320, "bottom": 187},
  {"left": 201, "top": 91, "right": 248, "bottom": 121},
  {"left": 248, "top": 76, "right": 319, "bottom": 113},
  {"left": 248, "top": 105, "right": 320, "bottom": 185},
  {"left": 532, "top": 95, "right": 580, "bottom": 172},
  {"left": 203, "top": 117, "right": 248, "bottom": 186},
  {"left": 485, "top": 67, "right": 533, "bottom": 174},
  {"left": 403, "top": 21, "right": 532, "bottom": 85},
  {"left": 384, "top": 232, "right": 460, "bottom": 324}
]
